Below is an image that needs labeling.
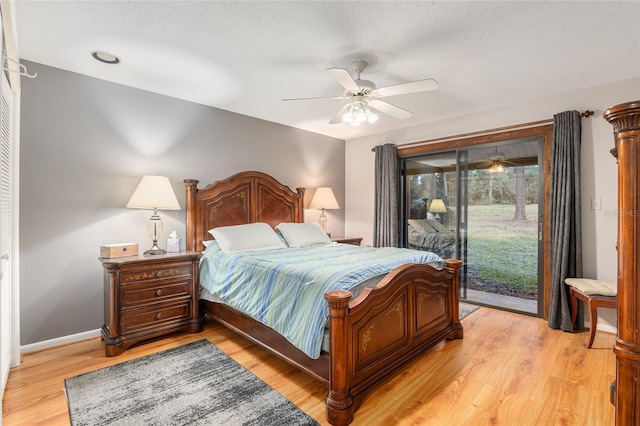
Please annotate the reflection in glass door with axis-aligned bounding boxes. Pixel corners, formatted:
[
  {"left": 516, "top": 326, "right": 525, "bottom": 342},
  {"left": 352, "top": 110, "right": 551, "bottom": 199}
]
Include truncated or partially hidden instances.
[
  {"left": 402, "top": 138, "right": 543, "bottom": 316},
  {"left": 402, "top": 151, "right": 458, "bottom": 260}
]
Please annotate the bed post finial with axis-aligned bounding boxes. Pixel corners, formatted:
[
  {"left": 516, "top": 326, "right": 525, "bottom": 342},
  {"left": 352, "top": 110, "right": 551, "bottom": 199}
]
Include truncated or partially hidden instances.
[{"left": 184, "top": 179, "right": 199, "bottom": 252}]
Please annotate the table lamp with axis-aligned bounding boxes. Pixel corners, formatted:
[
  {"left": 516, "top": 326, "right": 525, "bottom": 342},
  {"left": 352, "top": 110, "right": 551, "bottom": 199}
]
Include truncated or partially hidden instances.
[
  {"left": 126, "top": 176, "right": 181, "bottom": 255},
  {"left": 309, "top": 187, "right": 339, "bottom": 231},
  {"left": 428, "top": 199, "right": 447, "bottom": 222}
]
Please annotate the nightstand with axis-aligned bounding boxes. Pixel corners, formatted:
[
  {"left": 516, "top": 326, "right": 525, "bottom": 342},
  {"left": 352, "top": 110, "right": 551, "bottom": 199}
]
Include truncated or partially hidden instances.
[
  {"left": 331, "top": 236, "right": 363, "bottom": 246},
  {"left": 100, "top": 251, "right": 203, "bottom": 356}
]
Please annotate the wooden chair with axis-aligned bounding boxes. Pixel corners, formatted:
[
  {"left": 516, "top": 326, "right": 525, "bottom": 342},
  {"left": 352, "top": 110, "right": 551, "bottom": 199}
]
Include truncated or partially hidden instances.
[{"left": 565, "top": 278, "right": 617, "bottom": 348}]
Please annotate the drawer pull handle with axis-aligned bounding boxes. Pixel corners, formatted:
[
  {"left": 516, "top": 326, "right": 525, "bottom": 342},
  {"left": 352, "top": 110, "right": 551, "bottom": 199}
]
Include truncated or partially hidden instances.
[
  {"left": 155, "top": 289, "right": 162, "bottom": 297},
  {"left": 155, "top": 313, "right": 162, "bottom": 320}
]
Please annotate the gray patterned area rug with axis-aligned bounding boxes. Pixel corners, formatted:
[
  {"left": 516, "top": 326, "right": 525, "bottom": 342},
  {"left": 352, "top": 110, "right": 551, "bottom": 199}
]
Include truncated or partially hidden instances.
[
  {"left": 64, "top": 339, "right": 319, "bottom": 426},
  {"left": 460, "top": 302, "right": 480, "bottom": 319}
]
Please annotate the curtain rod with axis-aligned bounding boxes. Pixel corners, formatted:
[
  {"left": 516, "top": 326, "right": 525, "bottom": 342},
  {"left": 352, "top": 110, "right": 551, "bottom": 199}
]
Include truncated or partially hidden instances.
[{"left": 370, "top": 110, "right": 594, "bottom": 152}]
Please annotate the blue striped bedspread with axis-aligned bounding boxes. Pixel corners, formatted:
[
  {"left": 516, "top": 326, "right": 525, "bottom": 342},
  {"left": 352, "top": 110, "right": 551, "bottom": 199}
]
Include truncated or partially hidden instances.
[{"left": 199, "top": 242, "right": 444, "bottom": 359}]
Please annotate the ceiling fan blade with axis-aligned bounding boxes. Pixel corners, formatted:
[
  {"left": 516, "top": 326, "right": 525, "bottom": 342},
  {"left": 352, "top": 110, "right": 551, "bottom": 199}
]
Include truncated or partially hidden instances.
[
  {"left": 327, "top": 68, "right": 360, "bottom": 92},
  {"left": 282, "top": 95, "right": 347, "bottom": 101},
  {"left": 329, "top": 104, "right": 351, "bottom": 124},
  {"left": 368, "top": 99, "right": 413, "bottom": 120},
  {"left": 375, "top": 78, "right": 439, "bottom": 97}
]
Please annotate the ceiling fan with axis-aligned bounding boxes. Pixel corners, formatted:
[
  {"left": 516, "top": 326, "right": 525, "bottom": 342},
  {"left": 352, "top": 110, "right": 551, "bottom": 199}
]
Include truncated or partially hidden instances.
[
  {"left": 478, "top": 148, "right": 517, "bottom": 173},
  {"left": 282, "top": 60, "right": 438, "bottom": 125}
]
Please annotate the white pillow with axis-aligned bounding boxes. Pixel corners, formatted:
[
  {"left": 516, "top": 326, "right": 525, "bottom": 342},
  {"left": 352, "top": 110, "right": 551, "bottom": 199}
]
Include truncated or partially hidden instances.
[
  {"left": 276, "top": 222, "right": 332, "bottom": 248},
  {"left": 209, "top": 223, "right": 285, "bottom": 253}
]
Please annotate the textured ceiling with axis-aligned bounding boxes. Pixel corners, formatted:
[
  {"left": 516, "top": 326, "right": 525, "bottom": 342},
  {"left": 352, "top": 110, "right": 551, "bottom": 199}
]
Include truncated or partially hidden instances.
[{"left": 14, "top": 1, "right": 640, "bottom": 141}]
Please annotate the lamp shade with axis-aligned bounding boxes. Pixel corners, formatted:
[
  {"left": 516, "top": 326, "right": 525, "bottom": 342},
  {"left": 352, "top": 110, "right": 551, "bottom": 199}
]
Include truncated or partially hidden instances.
[
  {"left": 428, "top": 199, "right": 447, "bottom": 213},
  {"left": 309, "top": 187, "right": 339, "bottom": 210},
  {"left": 126, "top": 176, "right": 181, "bottom": 210}
]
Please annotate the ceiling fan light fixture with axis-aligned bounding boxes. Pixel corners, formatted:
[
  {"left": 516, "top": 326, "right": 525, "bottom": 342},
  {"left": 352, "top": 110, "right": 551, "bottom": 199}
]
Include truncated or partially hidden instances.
[
  {"left": 488, "top": 161, "right": 505, "bottom": 173},
  {"left": 342, "top": 105, "right": 354, "bottom": 123},
  {"left": 342, "top": 100, "right": 379, "bottom": 126}
]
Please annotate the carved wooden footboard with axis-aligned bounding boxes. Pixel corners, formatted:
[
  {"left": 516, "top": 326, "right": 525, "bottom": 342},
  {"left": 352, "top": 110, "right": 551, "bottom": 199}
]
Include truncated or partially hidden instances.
[
  {"left": 325, "top": 259, "right": 462, "bottom": 425},
  {"left": 185, "top": 171, "right": 463, "bottom": 426}
]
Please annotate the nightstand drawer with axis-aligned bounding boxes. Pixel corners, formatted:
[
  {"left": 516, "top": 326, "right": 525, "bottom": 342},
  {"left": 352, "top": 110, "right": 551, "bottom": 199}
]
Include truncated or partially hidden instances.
[
  {"left": 121, "top": 264, "right": 192, "bottom": 284},
  {"left": 120, "top": 279, "right": 192, "bottom": 307},
  {"left": 121, "top": 301, "right": 192, "bottom": 333}
]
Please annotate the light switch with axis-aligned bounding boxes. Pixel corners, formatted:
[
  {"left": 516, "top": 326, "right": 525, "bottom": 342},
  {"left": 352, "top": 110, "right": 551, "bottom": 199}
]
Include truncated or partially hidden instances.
[{"left": 591, "top": 198, "right": 602, "bottom": 210}]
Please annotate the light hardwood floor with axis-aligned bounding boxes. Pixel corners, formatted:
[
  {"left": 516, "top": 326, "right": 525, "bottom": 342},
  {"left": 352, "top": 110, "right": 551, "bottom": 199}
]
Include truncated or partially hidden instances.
[{"left": 2, "top": 307, "right": 615, "bottom": 425}]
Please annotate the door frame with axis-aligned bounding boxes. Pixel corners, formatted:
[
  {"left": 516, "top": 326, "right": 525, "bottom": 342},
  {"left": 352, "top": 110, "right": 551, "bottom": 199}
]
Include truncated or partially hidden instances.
[{"left": 398, "top": 124, "right": 554, "bottom": 319}]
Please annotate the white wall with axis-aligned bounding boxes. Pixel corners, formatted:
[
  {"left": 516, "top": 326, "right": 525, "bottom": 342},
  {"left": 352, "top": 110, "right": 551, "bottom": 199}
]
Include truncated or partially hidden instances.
[{"left": 345, "top": 77, "right": 640, "bottom": 331}]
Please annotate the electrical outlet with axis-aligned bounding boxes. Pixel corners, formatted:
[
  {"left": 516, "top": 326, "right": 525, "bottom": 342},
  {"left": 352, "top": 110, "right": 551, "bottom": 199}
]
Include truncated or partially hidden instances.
[{"left": 591, "top": 198, "right": 602, "bottom": 210}]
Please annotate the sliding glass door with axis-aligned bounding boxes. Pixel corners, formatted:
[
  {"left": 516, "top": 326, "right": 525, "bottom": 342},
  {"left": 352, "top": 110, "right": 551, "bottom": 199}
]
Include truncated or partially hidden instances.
[{"left": 401, "top": 138, "right": 543, "bottom": 316}]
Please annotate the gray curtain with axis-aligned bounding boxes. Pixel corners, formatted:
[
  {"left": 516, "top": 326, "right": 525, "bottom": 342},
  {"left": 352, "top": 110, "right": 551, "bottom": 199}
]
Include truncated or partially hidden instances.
[
  {"left": 374, "top": 143, "right": 399, "bottom": 247},
  {"left": 548, "top": 110, "right": 583, "bottom": 331}
]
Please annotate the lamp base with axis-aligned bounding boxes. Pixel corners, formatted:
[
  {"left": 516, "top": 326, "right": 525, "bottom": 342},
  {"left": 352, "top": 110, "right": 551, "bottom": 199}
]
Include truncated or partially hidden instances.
[
  {"left": 319, "top": 208, "right": 328, "bottom": 231},
  {"left": 144, "top": 241, "right": 166, "bottom": 256},
  {"left": 144, "top": 248, "right": 166, "bottom": 255},
  {"left": 144, "top": 213, "right": 166, "bottom": 255}
]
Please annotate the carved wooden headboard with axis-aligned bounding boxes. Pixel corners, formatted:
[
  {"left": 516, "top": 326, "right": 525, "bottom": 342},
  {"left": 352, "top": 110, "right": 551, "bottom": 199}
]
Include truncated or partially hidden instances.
[{"left": 184, "top": 171, "right": 305, "bottom": 251}]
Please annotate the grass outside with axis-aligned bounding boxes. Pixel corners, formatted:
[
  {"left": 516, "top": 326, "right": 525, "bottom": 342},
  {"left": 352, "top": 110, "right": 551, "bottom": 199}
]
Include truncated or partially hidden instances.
[{"left": 465, "top": 204, "right": 538, "bottom": 298}]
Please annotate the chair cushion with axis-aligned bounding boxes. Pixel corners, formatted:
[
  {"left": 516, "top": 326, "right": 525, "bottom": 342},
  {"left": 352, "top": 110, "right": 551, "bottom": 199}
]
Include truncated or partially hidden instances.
[{"left": 565, "top": 278, "right": 617, "bottom": 297}]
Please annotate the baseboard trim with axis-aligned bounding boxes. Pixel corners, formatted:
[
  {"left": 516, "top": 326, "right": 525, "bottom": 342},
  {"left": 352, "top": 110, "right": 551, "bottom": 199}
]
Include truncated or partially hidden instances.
[
  {"left": 596, "top": 323, "right": 617, "bottom": 334},
  {"left": 21, "top": 329, "right": 101, "bottom": 355},
  {"left": 18, "top": 321, "right": 617, "bottom": 355}
]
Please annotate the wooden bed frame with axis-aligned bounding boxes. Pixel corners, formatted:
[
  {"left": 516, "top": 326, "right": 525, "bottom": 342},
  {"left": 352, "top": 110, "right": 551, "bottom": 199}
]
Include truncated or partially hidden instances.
[{"left": 184, "top": 171, "right": 463, "bottom": 426}]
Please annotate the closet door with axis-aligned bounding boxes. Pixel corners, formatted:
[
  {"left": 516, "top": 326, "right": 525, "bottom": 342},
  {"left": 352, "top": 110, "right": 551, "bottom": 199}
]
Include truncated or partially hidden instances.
[{"left": 0, "top": 67, "right": 14, "bottom": 394}]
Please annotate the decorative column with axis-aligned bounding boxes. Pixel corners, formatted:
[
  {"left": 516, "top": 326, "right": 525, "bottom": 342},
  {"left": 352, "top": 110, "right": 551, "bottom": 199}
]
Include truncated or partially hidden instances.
[{"left": 604, "top": 101, "right": 640, "bottom": 425}]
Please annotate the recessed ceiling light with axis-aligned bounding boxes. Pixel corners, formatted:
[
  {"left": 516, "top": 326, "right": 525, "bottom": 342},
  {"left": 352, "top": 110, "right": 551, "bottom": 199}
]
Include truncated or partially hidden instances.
[{"left": 91, "top": 50, "right": 120, "bottom": 64}]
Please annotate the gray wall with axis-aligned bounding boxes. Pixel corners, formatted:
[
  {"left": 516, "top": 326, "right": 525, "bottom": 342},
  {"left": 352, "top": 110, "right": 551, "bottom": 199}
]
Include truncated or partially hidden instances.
[{"left": 20, "top": 61, "right": 345, "bottom": 345}]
